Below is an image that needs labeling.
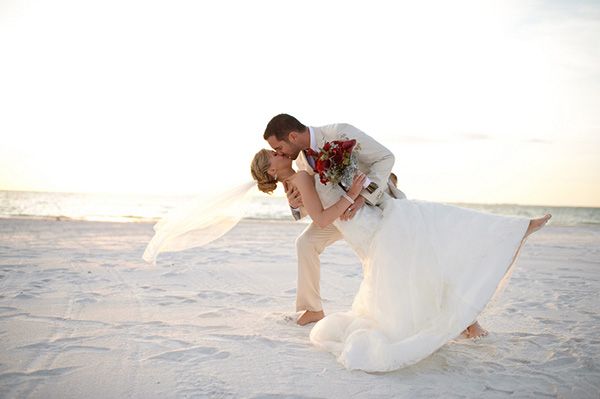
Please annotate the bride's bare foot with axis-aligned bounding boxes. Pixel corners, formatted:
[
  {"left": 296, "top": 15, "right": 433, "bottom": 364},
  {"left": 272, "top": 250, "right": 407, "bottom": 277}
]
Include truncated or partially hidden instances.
[
  {"left": 297, "top": 310, "right": 325, "bottom": 326},
  {"left": 460, "top": 321, "right": 489, "bottom": 339},
  {"left": 524, "top": 213, "right": 552, "bottom": 238}
]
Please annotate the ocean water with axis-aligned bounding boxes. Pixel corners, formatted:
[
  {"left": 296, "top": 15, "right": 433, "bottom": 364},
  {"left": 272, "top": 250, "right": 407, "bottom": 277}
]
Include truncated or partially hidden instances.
[{"left": 1, "top": 190, "right": 599, "bottom": 226}]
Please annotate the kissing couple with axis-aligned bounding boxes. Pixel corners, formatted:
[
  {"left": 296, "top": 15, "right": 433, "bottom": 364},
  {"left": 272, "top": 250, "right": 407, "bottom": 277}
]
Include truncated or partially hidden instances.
[{"left": 249, "top": 113, "right": 551, "bottom": 372}]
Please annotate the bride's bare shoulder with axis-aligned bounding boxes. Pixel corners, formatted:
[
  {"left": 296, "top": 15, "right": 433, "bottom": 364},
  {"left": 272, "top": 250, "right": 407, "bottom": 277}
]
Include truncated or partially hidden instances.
[
  {"left": 290, "top": 171, "right": 312, "bottom": 183},
  {"left": 285, "top": 171, "right": 312, "bottom": 191}
]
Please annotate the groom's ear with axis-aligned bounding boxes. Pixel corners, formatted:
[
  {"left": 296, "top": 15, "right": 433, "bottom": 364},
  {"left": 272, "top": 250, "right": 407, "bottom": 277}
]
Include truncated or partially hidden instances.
[{"left": 288, "top": 131, "right": 298, "bottom": 143}]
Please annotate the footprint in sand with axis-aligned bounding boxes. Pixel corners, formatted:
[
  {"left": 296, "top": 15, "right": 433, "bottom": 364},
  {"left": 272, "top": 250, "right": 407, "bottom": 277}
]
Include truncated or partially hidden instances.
[
  {"left": 0, "top": 366, "right": 81, "bottom": 382},
  {"left": 146, "top": 346, "right": 230, "bottom": 362},
  {"left": 74, "top": 297, "right": 98, "bottom": 304},
  {"left": 14, "top": 292, "right": 36, "bottom": 299},
  {"left": 261, "top": 311, "right": 298, "bottom": 326}
]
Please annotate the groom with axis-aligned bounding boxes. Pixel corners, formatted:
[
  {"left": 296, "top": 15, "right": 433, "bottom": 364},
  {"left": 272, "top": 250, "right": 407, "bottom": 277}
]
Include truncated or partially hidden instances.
[{"left": 263, "top": 113, "right": 406, "bottom": 325}]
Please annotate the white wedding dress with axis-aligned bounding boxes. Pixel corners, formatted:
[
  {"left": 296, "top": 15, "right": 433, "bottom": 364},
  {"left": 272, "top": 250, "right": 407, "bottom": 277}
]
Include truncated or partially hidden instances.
[{"left": 309, "top": 175, "right": 530, "bottom": 372}]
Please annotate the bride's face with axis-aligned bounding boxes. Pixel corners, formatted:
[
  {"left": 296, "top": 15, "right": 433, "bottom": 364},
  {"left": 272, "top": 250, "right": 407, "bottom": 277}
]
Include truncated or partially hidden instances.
[{"left": 267, "top": 151, "right": 292, "bottom": 179}]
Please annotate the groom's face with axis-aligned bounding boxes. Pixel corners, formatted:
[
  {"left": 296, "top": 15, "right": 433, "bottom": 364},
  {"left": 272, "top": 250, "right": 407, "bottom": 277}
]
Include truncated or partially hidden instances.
[{"left": 266, "top": 135, "right": 302, "bottom": 160}]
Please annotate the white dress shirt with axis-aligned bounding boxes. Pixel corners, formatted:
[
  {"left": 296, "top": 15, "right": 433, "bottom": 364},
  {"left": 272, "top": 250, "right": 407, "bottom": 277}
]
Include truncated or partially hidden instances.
[{"left": 304, "top": 126, "right": 318, "bottom": 169}]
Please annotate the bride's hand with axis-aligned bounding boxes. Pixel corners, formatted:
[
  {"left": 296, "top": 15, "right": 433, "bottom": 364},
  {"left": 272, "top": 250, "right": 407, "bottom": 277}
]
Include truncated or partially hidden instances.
[
  {"left": 341, "top": 172, "right": 367, "bottom": 221},
  {"left": 347, "top": 171, "right": 367, "bottom": 200}
]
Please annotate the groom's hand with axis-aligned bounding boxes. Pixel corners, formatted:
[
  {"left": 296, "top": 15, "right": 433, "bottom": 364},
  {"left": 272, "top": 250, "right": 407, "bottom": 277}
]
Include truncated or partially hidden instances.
[
  {"left": 340, "top": 196, "right": 365, "bottom": 221},
  {"left": 286, "top": 185, "right": 303, "bottom": 208}
]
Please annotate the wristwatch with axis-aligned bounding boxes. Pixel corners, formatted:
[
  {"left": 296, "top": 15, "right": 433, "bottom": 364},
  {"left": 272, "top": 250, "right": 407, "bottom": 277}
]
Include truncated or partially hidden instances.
[{"left": 365, "top": 182, "right": 378, "bottom": 194}]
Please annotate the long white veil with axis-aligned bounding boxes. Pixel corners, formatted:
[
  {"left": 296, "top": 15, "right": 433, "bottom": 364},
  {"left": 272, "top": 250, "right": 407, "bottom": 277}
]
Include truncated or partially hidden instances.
[{"left": 142, "top": 181, "right": 256, "bottom": 265}]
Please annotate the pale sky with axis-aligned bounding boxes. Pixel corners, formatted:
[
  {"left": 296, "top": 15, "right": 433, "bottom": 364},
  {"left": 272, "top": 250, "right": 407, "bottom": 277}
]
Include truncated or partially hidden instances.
[{"left": 0, "top": 0, "right": 599, "bottom": 207}]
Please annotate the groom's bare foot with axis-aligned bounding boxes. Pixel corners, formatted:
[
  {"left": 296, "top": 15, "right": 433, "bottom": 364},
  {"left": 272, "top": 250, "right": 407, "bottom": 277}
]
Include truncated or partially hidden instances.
[
  {"left": 297, "top": 310, "right": 324, "bottom": 326},
  {"left": 460, "top": 321, "right": 488, "bottom": 339}
]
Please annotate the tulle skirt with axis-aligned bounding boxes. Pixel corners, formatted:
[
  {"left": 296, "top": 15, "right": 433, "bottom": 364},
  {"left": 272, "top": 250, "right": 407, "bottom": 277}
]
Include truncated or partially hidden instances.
[{"left": 309, "top": 198, "right": 530, "bottom": 372}]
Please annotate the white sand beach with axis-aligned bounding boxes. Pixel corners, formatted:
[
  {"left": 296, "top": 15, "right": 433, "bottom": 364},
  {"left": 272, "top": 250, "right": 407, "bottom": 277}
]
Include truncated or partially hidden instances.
[{"left": 1, "top": 218, "right": 599, "bottom": 398}]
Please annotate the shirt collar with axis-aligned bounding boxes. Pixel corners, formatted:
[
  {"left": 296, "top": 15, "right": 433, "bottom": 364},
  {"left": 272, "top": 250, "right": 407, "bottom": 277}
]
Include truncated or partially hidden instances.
[{"left": 308, "top": 126, "right": 318, "bottom": 152}]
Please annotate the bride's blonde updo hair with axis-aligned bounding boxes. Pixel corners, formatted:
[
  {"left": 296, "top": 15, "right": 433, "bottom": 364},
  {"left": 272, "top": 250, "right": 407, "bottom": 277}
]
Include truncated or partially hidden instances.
[{"left": 250, "top": 149, "right": 278, "bottom": 194}]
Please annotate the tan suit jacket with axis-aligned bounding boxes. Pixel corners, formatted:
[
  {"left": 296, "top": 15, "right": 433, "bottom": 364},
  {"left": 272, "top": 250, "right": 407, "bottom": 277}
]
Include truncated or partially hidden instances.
[{"left": 293, "top": 123, "right": 406, "bottom": 219}]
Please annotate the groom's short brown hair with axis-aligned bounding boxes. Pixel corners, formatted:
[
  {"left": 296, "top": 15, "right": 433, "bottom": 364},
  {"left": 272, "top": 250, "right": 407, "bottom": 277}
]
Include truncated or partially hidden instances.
[{"left": 263, "top": 114, "right": 306, "bottom": 142}]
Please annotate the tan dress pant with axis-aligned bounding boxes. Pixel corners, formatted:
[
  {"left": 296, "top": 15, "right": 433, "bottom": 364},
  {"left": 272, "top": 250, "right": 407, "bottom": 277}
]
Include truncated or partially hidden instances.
[{"left": 295, "top": 222, "right": 343, "bottom": 312}]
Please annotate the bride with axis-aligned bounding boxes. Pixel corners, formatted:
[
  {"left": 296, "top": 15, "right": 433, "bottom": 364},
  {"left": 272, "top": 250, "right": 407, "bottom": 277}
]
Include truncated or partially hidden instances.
[{"left": 250, "top": 148, "right": 552, "bottom": 372}]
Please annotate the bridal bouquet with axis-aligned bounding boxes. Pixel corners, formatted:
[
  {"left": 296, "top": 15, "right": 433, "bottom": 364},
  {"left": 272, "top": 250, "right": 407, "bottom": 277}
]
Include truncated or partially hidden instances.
[{"left": 306, "top": 138, "right": 371, "bottom": 189}]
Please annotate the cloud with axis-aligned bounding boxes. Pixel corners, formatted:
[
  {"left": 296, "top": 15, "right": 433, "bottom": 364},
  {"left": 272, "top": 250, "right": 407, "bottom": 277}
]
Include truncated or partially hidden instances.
[
  {"left": 389, "top": 132, "right": 495, "bottom": 144},
  {"left": 524, "top": 138, "right": 553, "bottom": 144},
  {"left": 461, "top": 133, "right": 492, "bottom": 140},
  {"left": 388, "top": 136, "right": 449, "bottom": 144}
]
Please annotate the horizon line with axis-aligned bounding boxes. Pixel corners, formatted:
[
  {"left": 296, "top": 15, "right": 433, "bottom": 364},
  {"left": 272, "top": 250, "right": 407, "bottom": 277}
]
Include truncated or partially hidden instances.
[{"left": 1, "top": 188, "right": 598, "bottom": 209}]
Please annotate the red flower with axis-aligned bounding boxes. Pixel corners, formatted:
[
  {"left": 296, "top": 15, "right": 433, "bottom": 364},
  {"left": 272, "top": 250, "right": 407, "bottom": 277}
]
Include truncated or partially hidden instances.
[
  {"left": 342, "top": 139, "right": 356, "bottom": 151},
  {"left": 308, "top": 139, "right": 360, "bottom": 186},
  {"left": 333, "top": 148, "right": 344, "bottom": 164},
  {"left": 315, "top": 158, "right": 326, "bottom": 173}
]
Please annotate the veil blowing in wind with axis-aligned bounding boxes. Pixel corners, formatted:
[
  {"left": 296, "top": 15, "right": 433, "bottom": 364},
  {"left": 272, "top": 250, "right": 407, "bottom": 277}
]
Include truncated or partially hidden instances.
[{"left": 142, "top": 181, "right": 256, "bottom": 265}]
